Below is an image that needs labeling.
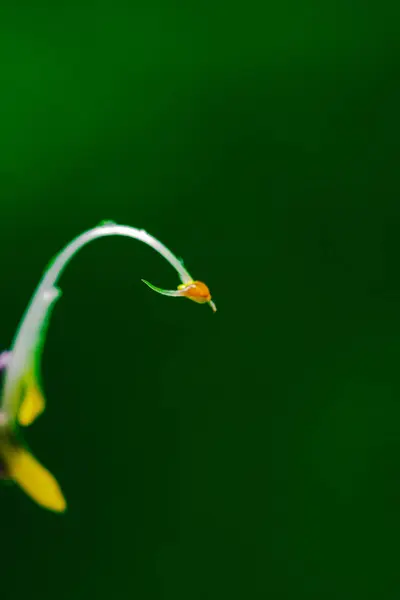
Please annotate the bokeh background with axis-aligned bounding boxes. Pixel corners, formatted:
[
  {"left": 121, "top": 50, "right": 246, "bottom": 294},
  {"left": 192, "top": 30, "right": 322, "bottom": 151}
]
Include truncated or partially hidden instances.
[{"left": 1, "top": 2, "right": 400, "bottom": 598}]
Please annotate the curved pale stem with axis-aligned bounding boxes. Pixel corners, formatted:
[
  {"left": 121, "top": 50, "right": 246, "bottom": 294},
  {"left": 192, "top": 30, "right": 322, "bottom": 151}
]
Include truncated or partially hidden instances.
[{"left": 1, "top": 222, "right": 194, "bottom": 423}]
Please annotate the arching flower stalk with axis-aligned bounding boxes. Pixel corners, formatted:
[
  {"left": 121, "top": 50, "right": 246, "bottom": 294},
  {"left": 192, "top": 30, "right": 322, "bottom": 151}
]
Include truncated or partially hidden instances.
[{"left": 0, "top": 222, "right": 216, "bottom": 512}]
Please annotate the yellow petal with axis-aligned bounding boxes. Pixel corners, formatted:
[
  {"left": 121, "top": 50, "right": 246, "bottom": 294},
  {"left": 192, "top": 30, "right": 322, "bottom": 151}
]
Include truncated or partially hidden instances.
[
  {"left": 18, "top": 379, "right": 45, "bottom": 427},
  {"left": 5, "top": 445, "right": 66, "bottom": 512}
]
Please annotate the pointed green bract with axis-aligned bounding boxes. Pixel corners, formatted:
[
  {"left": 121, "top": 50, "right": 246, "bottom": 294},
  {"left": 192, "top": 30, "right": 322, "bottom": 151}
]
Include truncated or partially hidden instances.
[{"left": 141, "top": 279, "right": 182, "bottom": 297}]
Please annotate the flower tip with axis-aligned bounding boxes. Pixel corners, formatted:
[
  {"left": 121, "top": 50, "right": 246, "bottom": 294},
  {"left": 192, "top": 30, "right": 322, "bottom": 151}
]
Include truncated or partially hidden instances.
[{"left": 209, "top": 300, "right": 217, "bottom": 313}]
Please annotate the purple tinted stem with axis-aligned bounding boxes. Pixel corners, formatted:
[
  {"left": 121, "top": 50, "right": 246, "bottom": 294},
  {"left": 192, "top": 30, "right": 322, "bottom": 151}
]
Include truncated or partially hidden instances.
[{"left": 0, "top": 351, "right": 11, "bottom": 371}]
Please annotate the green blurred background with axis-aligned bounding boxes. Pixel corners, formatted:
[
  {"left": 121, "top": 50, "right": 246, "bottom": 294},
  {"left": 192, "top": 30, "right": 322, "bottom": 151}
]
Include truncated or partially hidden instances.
[{"left": 1, "top": 2, "right": 400, "bottom": 598}]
